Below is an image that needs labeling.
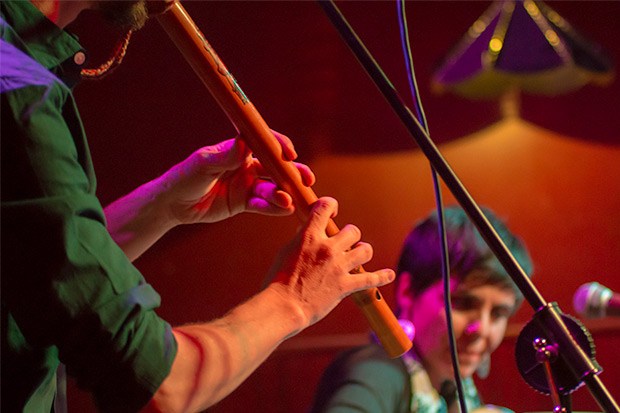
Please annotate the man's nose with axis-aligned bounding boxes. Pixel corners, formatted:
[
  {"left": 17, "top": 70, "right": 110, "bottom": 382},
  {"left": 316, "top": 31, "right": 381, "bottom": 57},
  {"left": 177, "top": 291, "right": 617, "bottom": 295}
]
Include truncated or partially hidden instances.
[{"left": 465, "top": 312, "right": 491, "bottom": 337}]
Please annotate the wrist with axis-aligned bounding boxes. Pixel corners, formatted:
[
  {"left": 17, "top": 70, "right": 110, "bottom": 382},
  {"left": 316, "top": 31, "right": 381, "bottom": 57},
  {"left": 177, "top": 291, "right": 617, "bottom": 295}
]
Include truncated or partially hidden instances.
[
  {"left": 261, "top": 282, "right": 309, "bottom": 338},
  {"left": 146, "top": 175, "right": 182, "bottom": 230},
  {"left": 104, "top": 177, "right": 177, "bottom": 261}
]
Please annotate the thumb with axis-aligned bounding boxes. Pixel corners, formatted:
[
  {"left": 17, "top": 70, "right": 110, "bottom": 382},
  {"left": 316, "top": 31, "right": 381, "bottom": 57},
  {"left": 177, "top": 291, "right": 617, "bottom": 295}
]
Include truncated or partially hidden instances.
[{"left": 196, "top": 137, "right": 251, "bottom": 173}]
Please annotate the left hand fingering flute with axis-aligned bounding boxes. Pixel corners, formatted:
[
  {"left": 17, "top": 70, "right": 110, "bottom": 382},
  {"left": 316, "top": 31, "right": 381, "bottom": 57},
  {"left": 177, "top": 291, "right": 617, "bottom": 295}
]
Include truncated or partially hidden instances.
[{"left": 148, "top": 0, "right": 412, "bottom": 358}]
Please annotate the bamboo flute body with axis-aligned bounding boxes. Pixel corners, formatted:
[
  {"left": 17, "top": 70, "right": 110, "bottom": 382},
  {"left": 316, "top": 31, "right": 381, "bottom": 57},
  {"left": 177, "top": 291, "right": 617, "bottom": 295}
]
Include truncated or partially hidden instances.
[{"left": 152, "top": 0, "right": 412, "bottom": 358}]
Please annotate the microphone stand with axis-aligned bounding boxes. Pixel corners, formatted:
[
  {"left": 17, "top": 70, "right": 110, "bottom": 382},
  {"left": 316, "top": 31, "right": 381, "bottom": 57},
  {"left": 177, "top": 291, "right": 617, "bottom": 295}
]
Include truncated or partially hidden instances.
[{"left": 316, "top": 2, "right": 619, "bottom": 412}]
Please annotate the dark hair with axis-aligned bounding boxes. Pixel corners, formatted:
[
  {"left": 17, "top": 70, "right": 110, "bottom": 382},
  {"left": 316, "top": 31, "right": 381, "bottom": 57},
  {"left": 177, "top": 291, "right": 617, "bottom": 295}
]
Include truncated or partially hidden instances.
[{"left": 396, "top": 206, "right": 533, "bottom": 306}]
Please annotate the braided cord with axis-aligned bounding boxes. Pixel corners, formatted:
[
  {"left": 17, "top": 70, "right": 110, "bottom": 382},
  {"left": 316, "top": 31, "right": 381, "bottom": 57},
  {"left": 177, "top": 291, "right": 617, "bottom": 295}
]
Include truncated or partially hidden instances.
[{"left": 80, "top": 30, "right": 133, "bottom": 79}]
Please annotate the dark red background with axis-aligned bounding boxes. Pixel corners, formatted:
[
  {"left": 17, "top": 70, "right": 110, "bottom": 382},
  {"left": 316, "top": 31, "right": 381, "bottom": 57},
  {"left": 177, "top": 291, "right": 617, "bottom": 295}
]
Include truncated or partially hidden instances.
[{"left": 69, "top": 1, "right": 619, "bottom": 411}]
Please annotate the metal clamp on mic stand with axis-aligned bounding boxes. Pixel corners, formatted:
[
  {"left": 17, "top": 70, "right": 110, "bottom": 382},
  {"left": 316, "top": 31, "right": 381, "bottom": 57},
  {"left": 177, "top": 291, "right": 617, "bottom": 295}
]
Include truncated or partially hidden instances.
[
  {"left": 515, "top": 302, "right": 600, "bottom": 412},
  {"left": 533, "top": 337, "right": 567, "bottom": 412},
  {"left": 316, "top": 2, "right": 619, "bottom": 412}
]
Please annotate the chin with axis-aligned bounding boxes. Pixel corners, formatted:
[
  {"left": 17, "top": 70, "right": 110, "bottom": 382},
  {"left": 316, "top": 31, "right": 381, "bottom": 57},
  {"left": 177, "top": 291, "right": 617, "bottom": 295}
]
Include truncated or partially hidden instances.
[
  {"left": 458, "top": 365, "right": 477, "bottom": 379},
  {"left": 93, "top": 1, "right": 149, "bottom": 31}
]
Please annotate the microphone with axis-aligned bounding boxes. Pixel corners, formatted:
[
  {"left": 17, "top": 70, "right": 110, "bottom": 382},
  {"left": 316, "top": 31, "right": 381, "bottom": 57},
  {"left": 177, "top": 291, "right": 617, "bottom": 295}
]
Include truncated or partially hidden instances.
[{"left": 573, "top": 282, "right": 620, "bottom": 319}]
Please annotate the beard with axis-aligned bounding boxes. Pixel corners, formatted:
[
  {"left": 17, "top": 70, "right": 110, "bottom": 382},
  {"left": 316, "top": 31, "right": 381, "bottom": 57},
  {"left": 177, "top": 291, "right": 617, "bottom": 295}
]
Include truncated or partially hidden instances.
[{"left": 91, "top": 1, "right": 149, "bottom": 31}]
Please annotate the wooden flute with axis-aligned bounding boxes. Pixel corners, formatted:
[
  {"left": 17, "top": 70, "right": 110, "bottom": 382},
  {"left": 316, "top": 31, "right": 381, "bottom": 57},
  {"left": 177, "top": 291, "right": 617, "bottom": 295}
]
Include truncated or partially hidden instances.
[{"left": 149, "top": 0, "right": 412, "bottom": 358}]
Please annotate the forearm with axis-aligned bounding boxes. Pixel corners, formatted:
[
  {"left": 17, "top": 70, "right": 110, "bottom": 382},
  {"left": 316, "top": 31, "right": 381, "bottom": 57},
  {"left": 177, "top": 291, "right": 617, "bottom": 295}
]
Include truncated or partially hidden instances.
[
  {"left": 145, "top": 283, "right": 307, "bottom": 412},
  {"left": 104, "top": 177, "right": 175, "bottom": 261},
  {"left": 140, "top": 197, "right": 394, "bottom": 412}
]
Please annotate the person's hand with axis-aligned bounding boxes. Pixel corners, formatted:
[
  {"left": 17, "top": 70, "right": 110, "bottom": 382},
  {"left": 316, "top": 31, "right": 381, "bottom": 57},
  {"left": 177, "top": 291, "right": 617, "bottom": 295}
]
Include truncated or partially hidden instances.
[
  {"left": 265, "top": 197, "right": 395, "bottom": 328},
  {"left": 157, "top": 132, "right": 315, "bottom": 225}
]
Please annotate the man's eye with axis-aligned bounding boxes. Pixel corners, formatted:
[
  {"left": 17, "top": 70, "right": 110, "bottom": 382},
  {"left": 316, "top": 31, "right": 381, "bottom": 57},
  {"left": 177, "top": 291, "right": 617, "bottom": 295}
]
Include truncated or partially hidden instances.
[
  {"left": 492, "top": 308, "right": 512, "bottom": 320},
  {"left": 451, "top": 296, "right": 474, "bottom": 310}
]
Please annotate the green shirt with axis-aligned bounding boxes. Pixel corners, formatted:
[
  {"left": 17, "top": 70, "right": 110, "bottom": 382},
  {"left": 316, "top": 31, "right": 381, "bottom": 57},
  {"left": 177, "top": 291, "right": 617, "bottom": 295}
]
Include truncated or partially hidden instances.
[
  {"left": 311, "top": 343, "right": 487, "bottom": 413},
  {"left": 1, "top": 2, "right": 177, "bottom": 412}
]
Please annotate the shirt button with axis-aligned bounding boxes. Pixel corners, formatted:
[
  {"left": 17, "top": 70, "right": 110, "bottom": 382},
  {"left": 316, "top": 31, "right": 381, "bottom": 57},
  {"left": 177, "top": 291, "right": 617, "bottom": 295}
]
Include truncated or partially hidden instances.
[{"left": 74, "top": 51, "right": 86, "bottom": 66}]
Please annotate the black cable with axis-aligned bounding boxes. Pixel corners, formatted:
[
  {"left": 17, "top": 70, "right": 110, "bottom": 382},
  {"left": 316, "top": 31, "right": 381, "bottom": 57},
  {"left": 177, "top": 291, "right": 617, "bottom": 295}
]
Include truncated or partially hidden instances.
[{"left": 396, "top": 1, "right": 467, "bottom": 412}]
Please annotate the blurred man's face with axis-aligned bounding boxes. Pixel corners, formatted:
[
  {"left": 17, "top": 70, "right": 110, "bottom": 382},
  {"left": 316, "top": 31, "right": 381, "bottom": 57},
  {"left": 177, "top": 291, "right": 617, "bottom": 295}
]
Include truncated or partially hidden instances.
[
  {"left": 91, "top": 1, "right": 149, "bottom": 31},
  {"left": 401, "top": 273, "right": 516, "bottom": 386}
]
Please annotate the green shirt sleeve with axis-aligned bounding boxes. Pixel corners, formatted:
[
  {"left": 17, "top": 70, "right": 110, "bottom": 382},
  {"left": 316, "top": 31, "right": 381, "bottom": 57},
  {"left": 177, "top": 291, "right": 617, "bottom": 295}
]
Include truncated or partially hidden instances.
[{"left": 2, "top": 30, "right": 177, "bottom": 412}]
